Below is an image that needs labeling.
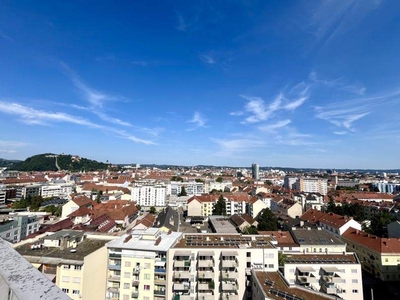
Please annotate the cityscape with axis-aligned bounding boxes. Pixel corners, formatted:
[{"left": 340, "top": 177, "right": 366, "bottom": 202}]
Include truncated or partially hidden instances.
[{"left": 1, "top": 1, "right": 400, "bottom": 300}]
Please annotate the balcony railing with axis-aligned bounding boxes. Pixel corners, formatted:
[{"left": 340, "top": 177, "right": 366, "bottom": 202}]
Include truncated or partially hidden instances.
[
  {"left": 154, "top": 290, "right": 166, "bottom": 296},
  {"left": 108, "top": 264, "right": 121, "bottom": 271}
]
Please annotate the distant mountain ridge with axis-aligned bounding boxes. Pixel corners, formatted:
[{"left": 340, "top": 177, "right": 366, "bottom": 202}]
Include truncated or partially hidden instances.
[
  {"left": 9, "top": 153, "right": 109, "bottom": 172},
  {"left": 0, "top": 158, "right": 22, "bottom": 168}
]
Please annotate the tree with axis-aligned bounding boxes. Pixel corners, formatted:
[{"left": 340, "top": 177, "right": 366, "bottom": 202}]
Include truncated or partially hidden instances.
[
  {"left": 366, "top": 212, "right": 395, "bottom": 237},
  {"left": 149, "top": 206, "right": 156, "bottom": 214},
  {"left": 179, "top": 186, "right": 187, "bottom": 197},
  {"left": 96, "top": 190, "right": 103, "bottom": 204},
  {"left": 171, "top": 176, "right": 183, "bottom": 182},
  {"left": 242, "top": 226, "right": 258, "bottom": 235},
  {"left": 257, "top": 208, "right": 278, "bottom": 231},
  {"left": 216, "top": 177, "right": 223, "bottom": 183},
  {"left": 278, "top": 253, "right": 287, "bottom": 266},
  {"left": 264, "top": 180, "right": 273, "bottom": 186},
  {"left": 212, "top": 195, "right": 226, "bottom": 216}
]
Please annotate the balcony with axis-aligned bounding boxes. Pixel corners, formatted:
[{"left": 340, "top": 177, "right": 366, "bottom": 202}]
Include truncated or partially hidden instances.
[
  {"left": 198, "top": 271, "right": 214, "bottom": 279},
  {"left": 220, "top": 294, "right": 239, "bottom": 300},
  {"left": 173, "top": 282, "right": 190, "bottom": 291},
  {"left": 174, "top": 271, "right": 191, "bottom": 279},
  {"left": 108, "top": 264, "right": 121, "bottom": 271},
  {"left": 297, "top": 274, "right": 318, "bottom": 284},
  {"left": 155, "top": 278, "right": 166, "bottom": 285},
  {"left": 154, "top": 290, "right": 166, "bottom": 296},
  {"left": 132, "top": 280, "right": 139, "bottom": 287},
  {"left": 155, "top": 268, "right": 167, "bottom": 274},
  {"left": 174, "top": 260, "right": 191, "bottom": 268},
  {"left": 221, "top": 260, "right": 237, "bottom": 268},
  {"left": 109, "top": 253, "right": 121, "bottom": 259},
  {"left": 198, "top": 260, "right": 214, "bottom": 268},
  {"left": 132, "top": 267, "right": 141, "bottom": 275},
  {"left": 221, "top": 282, "right": 238, "bottom": 292},
  {"left": 173, "top": 294, "right": 191, "bottom": 300},
  {"left": 197, "top": 294, "right": 215, "bottom": 300},
  {"left": 221, "top": 271, "right": 238, "bottom": 281},
  {"left": 108, "top": 275, "right": 121, "bottom": 282},
  {"left": 198, "top": 283, "right": 212, "bottom": 290},
  {"left": 131, "top": 290, "right": 139, "bottom": 298},
  {"left": 321, "top": 274, "right": 342, "bottom": 284},
  {"left": 321, "top": 283, "right": 337, "bottom": 294},
  {"left": 107, "top": 287, "right": 120, "bottom": 293}
]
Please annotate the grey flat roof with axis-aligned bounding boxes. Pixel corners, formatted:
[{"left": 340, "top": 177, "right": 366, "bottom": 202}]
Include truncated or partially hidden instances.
[
  {"left": 0, "top": 238, "right": 71, "bottom": 300},
  {"left": 290, "top": 228, "right": 345, "bottom": 245}
]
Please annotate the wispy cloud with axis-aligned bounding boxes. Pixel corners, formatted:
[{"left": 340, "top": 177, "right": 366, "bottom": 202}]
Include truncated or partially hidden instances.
[
  {"left": 258, "top": 119, "right": 291, "bottom": 132},
  {"left": 0, "top": 31, "right": 14, "bottom": 42},
  {"left": 284, "top": 97, "right": 308, "bottom": 111},
  {"left": 94, "top": 111, "right": 132, "bottom": 127},
  {"left": 334, "top": 131, "right": 347, "bottom": 135},
  {"left": 0, "top": 140, "right": 25, "bottom": 155},
  {"left": 310, "top": 71, "right": 366, "bottom": 95},
  {"left": 61, "top": 62, "right": 119, "bottom": 108},
  {"left": 309, "top": 0, "right": 382, "bottom": 43},
  {"left": 0, "top": 101, "right": 154, "bottom": 145},
  {"left": 230, "top": 111, "right": 243, "bottom": 116},
  {"left": 212, "top": 138, "right": 265, "bottom": 153},
  {"left": 187, "top": 112, "right": 207, "bottom": 130},
  {"left": 315, "top": 106, "right": 370, "bottom": 131},
  {"left": 176, "top": 12, "right": 188, "bottom": 31},
  {"left": 199, "top": 54, "right": 215, "bottom": 65}
]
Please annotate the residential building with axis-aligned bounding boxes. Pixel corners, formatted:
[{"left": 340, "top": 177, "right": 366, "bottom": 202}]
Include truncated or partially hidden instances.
[
  {"left": 167, "top": 233, "right": 279, "bottom": 300},
  {"left": 247, "top": 197, "right": 268, "bottom": 219},
  {"left": 0, "top": 237, "right": 70, "bottom": 300},
  {"left": 61, "top": 195, "right": 94, "bottom": 219},
  {"left": 204, "top": 179, "right": 232, "bottom": 193},
  {"left": 169, "top": 181, "right": 205, "bottom": 196},
  {"left": 252, "top": 271, "right": 335, "bottom": 300},
  {"left": 9, "top": 213, "right": 40, "bottom": 239},
  {"left": 271, "top": 198, "right": 303, "bottom": 219},
  {"left": 283, "top": 253, "right": 363, "bottom": 300},
  {"left": 14, "top": 230, "right": 112, "bottom": 300},
  {"left": 289, "top": 228, "right": 347, "bottom": 254},
  {"left": 17, "top": 185, "right": 41, "bottom": 199},
  {"left": 41, "top": 183, "right": 74, "bottom": 199},
  {"left": 258, "top": 231, "right": 300, "bottom": 253},
  {"left": 106, "top": 228, "right": 182, "bottom": 300},
  {"left": 131, "top": 185, "right": 167, "bottom": 207},
  {"left": 295, "top": 178, "right": 328, "bottom": 195},
  {"left": 341, "top": 228, "right": 400, "bottom": 281},
  {"left": 387, "top": 221, "right": 400, "bottom": 238},
  {"left": 284, "top": 176, "right": 298, "bottom": 190},
  {"left": 301, "top": 209, "right": 362, "bottom": 238},
  {"left": 0, "top": 219, "right": 21, "bottom": 243}
]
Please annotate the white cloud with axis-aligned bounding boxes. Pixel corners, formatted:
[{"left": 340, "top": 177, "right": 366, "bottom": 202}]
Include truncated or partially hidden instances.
[
  {"left": 94, "top": 111, "right": 132, "bottom": 127},
  {"left": 334, "top": 131, "right": 347, "bottom": 135},
  {"left": 188, "top": 112, "right": 207, "bottom": 130},
  {"left": 230, "top": 111, "right": 243, "bottom": 116},
  {"left": 284, "top": 97, "right": 308, "bottom": 111},
  {"left": 0, "top": 101, "right": 155, "bottom": 145},
  {"left": 315, "top": 106, "right": 369, "bottom": 131},
  {"left": 258, "top": 119, "right": 291, "bottom": 132},
  {"left": 342, "top": 85, "right": 366, "bottom": 95},
  {"left": 241, "top": 94, "right": 284, "bottom": 123},
  {"left": 212, "top": 138, "right": 265, "bottom": 153},
  {"left": 199, "top": 54, "right": 215, "bottom": 64}
]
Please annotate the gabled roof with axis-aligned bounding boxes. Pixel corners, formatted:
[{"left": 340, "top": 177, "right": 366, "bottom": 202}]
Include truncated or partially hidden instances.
[
  {"left": 154, "top": 207, "right": 179, "bottom": 231},
  {"left": 68, "top": 206, "right": 91, "bottom": 218},
  {"left": 342, "top": 227, "right": 400, "bottom": 254},
  {"left": 89, "top": 214, "right": 117, "bottom": 232},
  {"left": 301, "top": 208, "right": 360, "bottom": 229},
  {"left": 72, "top": 195, "right": 93, "bottom": 207}
]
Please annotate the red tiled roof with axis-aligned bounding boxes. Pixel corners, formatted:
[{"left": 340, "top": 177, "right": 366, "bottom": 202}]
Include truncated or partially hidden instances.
[
  {"left": 72, "top": 195, "right": 93, "bottom": 207},
  {"left": 90, "top": 214, "right": 117, "bottom": 232},
  {"left": 342, "top": 227, "right": 400, "bottom": 254},
  {"left": 68, "top": 206, "right": 91, "bottom": 218}
]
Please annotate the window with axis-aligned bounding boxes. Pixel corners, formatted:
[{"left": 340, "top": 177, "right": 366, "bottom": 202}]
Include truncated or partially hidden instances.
[
  {"left": 123, "top": 295, "right": 129, "bottom": 300},
  {"left": 352, "top": 279, "right": 358, "bottom": 284},
  {"left": 63, "top": 265, "right": 70, "bottom": 270},
  {"left": 247, "top": 252, "right": 251, "bottom": 257},
  {"left": 289, "top": 269, "right": 295, "bottom": 273},
  {"left": 14, "top": 230, "right": 18, "bottom": 235},
  {"left": 351, "top": 269, "right": 357, "bottom": 274},
  {"left": 6, "top": 233, "right": 10, "bottom": 237},
  {"left": 74, "top": 265, "right": 82, "bottom": 270},
  {"left": 268, "top": 264, "right": 274, "bottom": 269},
  {"left": 124, "top": 272, "right": 130, "bottom": 278},
  {"left": 143, "top": 297, "right": 150, "bottom": 300},
  {"left": 144, "top": 285, "right": 150, "bottom": 290},
  {"left": 72, "top": 290, "right": 80, "bottom": 295},
  {"left": 73, "top": 277, "right": 81, "bottom": 283},
  {"left": 144, "top": 273, "right": 151, "bottom": 280},
  {"left": 352, "top": 289, "right": 358, "bottom": 294},
  {"left": 144, "top": 263, "right": 151, "bottom": 269},
  {"left": 124, "top": 283, "right": 130, "bottom": 289},
  {"left": 385, "top": 258, "right": 388, "bottom": 262},
  {"left": 62, "top": 276, "right": 70, "bottom": 282},
  {"left": 340, "top": 269, "right": 345, "bottom": 273},
  {"left": 125, "top": 261, "right": 131, "bottom": 267},
  {"left": 62, "top": 288, "right": 69, "bottom": 293}
]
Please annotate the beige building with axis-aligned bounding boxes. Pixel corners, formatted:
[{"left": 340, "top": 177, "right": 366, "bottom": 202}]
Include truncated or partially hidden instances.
[
  {"left": 283, "top": 253, "right": 364, "bottom": 300},
  {"left": 106, "top": 228, "right": 182, "bottom": 300},
  {"left": 14, "top": 230, "right": 112, "bottom": 300},
  {"left": 167, "top": 233, "right": 279, "bottom": 300}
]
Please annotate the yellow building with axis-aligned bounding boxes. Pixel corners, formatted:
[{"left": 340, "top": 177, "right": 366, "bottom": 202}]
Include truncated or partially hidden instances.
[
  {"left": 14, "top": 230, "right": 114, "bottom": 299},
  {"left": 342, "top": 227, "right": 400, "bottom": 281}
]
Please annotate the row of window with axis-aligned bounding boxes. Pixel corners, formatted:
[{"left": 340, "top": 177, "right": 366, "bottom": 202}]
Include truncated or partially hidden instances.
[
  {"left": 63, "top": 265, "right": 82, "bottom": 270},
  {"left": 61, "top": 276, "right": 81, "bottom": 283},
  {"left": 61, "top": 288, "right": 80, "bottom": 295}
]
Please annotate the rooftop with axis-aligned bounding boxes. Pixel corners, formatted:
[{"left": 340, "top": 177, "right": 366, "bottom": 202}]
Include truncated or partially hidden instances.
[
  {"left": 254, "top": 271, "right": 334, "bottom": 300},
  {"left": 0, "top": 238, "right": 71, "bottom": 300},
  {"left": 15, "top": 236, "right": 108, "bottom": 263},
  {"left": 290, "top": 228, "right": 345, "bottom": 246},
  {"left": 173, "top": 234, "right": 275, "bottom": 249},
  {"left": 284, "top": 253, "right": 358, "bottom": 264}
]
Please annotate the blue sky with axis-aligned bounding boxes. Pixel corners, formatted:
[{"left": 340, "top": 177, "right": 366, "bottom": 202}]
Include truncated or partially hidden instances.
[{"left": 0, "top": 0, "right": 399, "bottom": 169}]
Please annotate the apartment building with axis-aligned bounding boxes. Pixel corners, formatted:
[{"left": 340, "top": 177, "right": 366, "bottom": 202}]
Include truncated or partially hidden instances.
[
  {"left": 169, "top": 181, "right": 205, "bottom": 196},
  {"left": 17, "top": 184, "right": 41, "bottom": 199},
  {"left": 270, "top": 199, "right": 303, "bottom": 219},
  {"left": 106, "top": 228, "right": 182, "bottom": 300},
  {"left": 131, "top": 185, "right": 167, "bottom": 207},
  {"left": 301, "top": 209, "right": 362, "bottom": 238},
  {"left": 41, "top": 183, "right": 74, "bottom": 199},
  {"left": 283, "top": 253, "right": 363, "bottom": 300},
  {"left": 289, "top": 228, "right": 347, "bottom": 254},
  {"left": 284, "top": 176, "right": 298, "bottom": 190},
  {"left": 204, "top": 179, "right": 233, "bottom": 193},
  {"left": 14, "top": 230, "right": 112, "bottom": 300},
  {"left": 295, "top": 178, "right": 328, "bottom": 195},
  {"left": 341, "top": 228, "right": 400, "bottom": 281},
  {"left": 0, "top": 238, "right": 70, "bottom": 300},
  {"left": 167, "top": 233, "right": 279, "bottom": 300},
  {"left": 0, "top": 219, "right": 21, "bottom": 243},
  {"left": 9, "top": 213, "right": 40, "bottom": 239}
]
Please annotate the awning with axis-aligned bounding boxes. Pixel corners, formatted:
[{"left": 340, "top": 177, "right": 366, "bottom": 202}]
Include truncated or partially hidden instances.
[
  {"left": 174, "top": 251, "right": 191, "bottom": 256},
  {"left": 322, "top": 266, "right": 340, "bottom": 272},
  {"left": 198, "top": 250, "right": 214, "bottom": 256},
  {"left": 297, "top": 266, "right": 316, "bottom": 272},
  {"left": 155, "top": 261, "right": 166, "bottom": 267},
  {"left": 221, "top": 250, "right": 238, "bottom": 256}
]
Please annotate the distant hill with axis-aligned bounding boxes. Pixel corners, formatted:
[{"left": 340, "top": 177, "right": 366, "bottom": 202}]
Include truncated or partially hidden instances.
[
  {"left": 11, "top": 153, "right": 110, "bottom": 172},
  {"left": 0, "top": 158, "right": 22, "bottom": 168}
]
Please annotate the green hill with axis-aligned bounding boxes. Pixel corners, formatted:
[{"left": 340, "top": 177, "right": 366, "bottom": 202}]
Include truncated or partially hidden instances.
[
  {"left": 0, "top": 158, "right": 22, "bottom": 168},
  {"left": 12, "top": 153, "right": 110, "bottom": 172}
]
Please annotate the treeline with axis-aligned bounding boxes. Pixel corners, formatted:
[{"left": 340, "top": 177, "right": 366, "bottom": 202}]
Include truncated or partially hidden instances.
[{"left": 12, "top": 153, "right": 109, "bottom": 171}]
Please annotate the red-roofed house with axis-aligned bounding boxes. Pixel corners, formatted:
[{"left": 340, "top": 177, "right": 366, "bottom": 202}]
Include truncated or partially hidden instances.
[
  {"left": 61, "top": 195, "right": 94, "bottom": 218},
  {"left": 342, "top": 227, "right": 400, "bottom": 281}
]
